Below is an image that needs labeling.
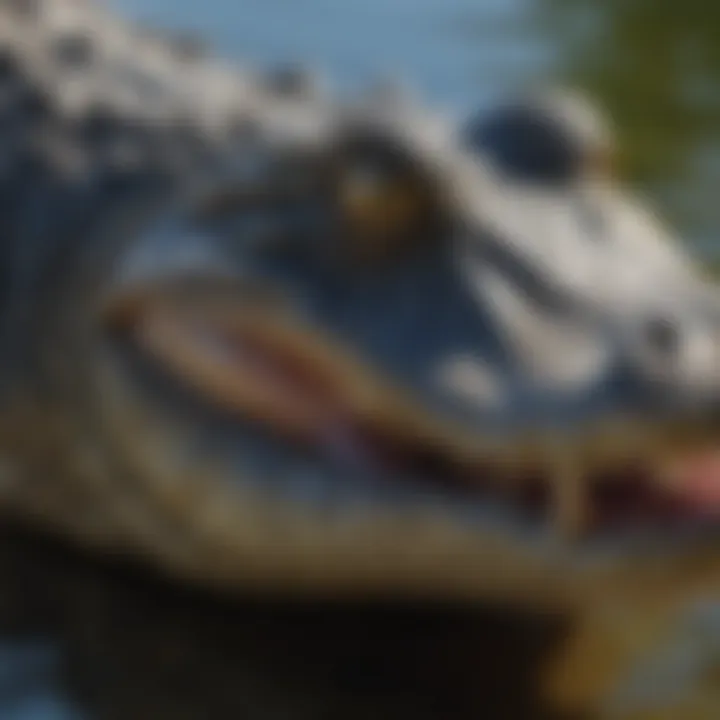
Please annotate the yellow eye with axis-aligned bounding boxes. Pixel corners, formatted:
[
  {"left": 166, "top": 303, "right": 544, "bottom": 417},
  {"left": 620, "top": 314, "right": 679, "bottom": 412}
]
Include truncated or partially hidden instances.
[
  {"left": 340, "top": 167, "right": 424, "bottom": 231},
  {"left": 190, "top": 138, "right": 442, "bottom": 267},
  {"left": 332, "top": 152, "right": 439, "bottom": 265}
]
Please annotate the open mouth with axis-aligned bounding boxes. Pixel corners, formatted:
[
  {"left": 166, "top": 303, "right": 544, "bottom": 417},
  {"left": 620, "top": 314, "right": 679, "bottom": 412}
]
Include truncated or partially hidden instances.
[{"left": 101, "top": 278, "right": 720, "bottom": 543}]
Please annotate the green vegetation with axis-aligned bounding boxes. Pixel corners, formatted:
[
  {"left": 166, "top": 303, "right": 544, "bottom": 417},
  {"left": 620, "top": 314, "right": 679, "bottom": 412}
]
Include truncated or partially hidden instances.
[{"left": 535, "top": 0, "right": 720, "bottom": 251}]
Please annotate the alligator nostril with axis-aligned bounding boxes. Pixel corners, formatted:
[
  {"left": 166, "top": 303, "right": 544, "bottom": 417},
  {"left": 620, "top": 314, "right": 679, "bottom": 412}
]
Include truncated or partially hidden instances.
[{"left": 645, "top": 317, "right": 680, "bottom": 356}]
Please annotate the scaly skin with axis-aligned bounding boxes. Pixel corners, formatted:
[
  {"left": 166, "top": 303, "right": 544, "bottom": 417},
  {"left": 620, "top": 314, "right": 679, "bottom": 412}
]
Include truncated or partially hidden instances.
[{"left": 4, "top": 2, "right": 720, "bottom": 717}]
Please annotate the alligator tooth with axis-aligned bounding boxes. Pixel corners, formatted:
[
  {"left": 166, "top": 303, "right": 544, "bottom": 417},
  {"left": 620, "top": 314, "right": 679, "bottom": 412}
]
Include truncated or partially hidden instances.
[{"left": 549, "top": 449, "right": 586, "bottom": 540}]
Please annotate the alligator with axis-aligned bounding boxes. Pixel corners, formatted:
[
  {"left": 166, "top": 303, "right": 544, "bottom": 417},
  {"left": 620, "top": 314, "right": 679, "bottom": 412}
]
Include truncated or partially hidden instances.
[{"left": 3, "top": 1, "right": 720, "bottom": 717}]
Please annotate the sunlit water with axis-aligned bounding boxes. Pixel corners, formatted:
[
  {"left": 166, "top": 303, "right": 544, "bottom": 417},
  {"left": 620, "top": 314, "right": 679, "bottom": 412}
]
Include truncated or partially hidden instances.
[{"left": 2, "top": 0, "right": 720, "bottom": 717}]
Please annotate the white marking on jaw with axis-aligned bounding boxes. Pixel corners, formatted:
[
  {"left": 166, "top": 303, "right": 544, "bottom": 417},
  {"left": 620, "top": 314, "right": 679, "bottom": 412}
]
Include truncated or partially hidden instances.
[
  {"left": 470, "top": 264, "right": 613, "bottom": 395},
  {"left": 434, "top": 355, "right": 507, "bottom": 412}
]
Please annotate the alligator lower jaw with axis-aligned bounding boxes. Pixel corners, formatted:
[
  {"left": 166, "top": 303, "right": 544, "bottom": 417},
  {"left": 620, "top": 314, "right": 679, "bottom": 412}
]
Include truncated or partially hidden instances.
[{"left": 100, "top": 278, "right": 720, "bottom": 546}]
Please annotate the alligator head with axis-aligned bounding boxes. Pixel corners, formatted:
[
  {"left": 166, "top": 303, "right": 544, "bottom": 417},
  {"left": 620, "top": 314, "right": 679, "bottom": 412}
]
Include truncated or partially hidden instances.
[
  {"left": 1, "top": 61, "right": 720, "bottom": 621},
  {"left": 7, "top": 6, "right": 720, "bottom": 715}
]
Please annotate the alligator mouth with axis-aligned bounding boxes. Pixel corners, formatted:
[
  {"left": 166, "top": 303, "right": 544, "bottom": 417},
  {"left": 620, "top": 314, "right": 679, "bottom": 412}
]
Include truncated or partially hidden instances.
[{"left": 101, "top": 278, "right": 720, "bottom": 542}]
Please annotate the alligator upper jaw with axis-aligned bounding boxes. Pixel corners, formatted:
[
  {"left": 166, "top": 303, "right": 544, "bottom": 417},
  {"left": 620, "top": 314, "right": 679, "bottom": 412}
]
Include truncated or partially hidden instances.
[{"left": 99, "top": 277, "right": 720, "bottom": 546}]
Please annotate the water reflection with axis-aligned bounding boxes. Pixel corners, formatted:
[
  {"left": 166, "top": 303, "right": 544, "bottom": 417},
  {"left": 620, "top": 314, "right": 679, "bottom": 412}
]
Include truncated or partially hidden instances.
[{"left": 0, "top": 528, "right": 565, "bottom": 720}]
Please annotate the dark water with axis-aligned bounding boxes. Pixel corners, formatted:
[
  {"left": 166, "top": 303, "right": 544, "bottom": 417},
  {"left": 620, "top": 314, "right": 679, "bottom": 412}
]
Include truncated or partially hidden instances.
[
  {"left": 0, "top": 527, "right": 566, "bottom": 720},
  {"left": 2, "top": 1, "right": 720, "bottom": 718}
]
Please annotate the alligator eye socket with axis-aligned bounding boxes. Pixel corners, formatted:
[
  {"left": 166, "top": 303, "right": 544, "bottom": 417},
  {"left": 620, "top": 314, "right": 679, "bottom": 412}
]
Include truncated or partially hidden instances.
[
  {"left": 464, "top": 93, "right": 614, "bottom": 185},
  {"left": 464, "top": 106, "right": 581, "bottom": 184},
  {"left": 330, "top": 137, "right": 440, "bottom": 264},
  {"left": 339, "top": 163, "right": 424, "bottom": 234}
]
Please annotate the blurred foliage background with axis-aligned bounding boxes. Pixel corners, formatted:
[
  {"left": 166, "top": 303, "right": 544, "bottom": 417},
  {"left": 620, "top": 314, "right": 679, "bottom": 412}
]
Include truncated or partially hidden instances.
[{"left": 535, "top": 0, "right": 720, "bottom": 256}]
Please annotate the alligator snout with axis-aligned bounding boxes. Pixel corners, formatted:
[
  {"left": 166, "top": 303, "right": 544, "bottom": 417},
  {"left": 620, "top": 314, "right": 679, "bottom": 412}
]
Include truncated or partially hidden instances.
[
  {"left": 2, "top": 0, "right": 720, "bottom": 608},
  {"left": 77, "top": 88, "right": 720, "bottom": 596}
]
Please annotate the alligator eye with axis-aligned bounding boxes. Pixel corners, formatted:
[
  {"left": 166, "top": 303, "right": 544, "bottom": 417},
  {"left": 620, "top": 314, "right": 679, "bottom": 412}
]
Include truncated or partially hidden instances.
[{"left": 328, "top": 135, "right": 441, "bottom": 264}]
